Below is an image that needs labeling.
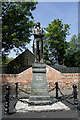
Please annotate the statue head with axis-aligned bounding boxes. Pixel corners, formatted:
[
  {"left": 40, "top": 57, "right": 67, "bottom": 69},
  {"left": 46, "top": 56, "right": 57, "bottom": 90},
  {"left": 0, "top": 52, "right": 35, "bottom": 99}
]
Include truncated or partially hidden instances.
[{"left": 36, "top": 22, "right": 40, "bottom": 27}]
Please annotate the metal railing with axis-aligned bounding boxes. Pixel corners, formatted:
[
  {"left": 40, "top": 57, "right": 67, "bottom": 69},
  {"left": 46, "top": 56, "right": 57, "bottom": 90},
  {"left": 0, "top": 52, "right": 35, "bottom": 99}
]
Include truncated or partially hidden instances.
[{"left": 3, "top": 82, "right": 79, "bottom": 115}]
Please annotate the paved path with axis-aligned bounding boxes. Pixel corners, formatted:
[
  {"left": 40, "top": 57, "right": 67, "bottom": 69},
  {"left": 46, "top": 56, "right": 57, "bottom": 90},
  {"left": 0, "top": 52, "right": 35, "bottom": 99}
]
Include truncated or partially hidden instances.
[{"left": 1, "top": 89, "right": 80, "bottom": 119}]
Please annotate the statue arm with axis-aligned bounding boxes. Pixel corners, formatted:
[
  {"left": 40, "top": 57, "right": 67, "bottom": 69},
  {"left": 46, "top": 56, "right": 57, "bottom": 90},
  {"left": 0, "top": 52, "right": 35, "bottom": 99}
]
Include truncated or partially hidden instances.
[
  {"left": 32, "top": 28, "right": 39, "bottom": 36},
  {"left": 32, "top": 28, "right": 44, "bottom": 37},
  {"left": 32, "top": 28, "right": 35, "bottom": 35}
]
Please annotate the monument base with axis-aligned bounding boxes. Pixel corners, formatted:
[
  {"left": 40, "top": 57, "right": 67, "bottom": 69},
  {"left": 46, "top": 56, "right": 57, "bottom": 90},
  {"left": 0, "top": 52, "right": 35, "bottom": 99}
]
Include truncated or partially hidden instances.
[
  {"left": 15, "top": 98, "right": 70, "bottom": 112},
  {"left": 29, "top": 62, "right": 51, "bottom": 105},
  {"left": 29, "top": 96, "right": 51, "bottom": 105}
]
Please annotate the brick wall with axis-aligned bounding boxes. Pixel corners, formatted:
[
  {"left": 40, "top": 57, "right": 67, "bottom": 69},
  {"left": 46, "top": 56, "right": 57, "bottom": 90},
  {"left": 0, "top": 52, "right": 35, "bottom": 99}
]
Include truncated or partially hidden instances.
[
  {"left": 1, "top": 65, "right": 79, "bottom": 92},
  {"left": 46, "top": 66, "right": 79, "bottom": 89}
]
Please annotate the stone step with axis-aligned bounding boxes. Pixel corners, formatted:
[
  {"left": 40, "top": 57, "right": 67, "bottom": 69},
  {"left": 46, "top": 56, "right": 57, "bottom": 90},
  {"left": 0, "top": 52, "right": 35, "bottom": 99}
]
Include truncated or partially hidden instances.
[{"left": 15, "top": 99, "right": 70, "bottom": 112}]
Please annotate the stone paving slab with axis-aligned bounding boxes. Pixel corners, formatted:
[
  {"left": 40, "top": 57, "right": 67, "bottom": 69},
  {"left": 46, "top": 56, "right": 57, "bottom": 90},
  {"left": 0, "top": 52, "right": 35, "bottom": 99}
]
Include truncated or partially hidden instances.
[{"left": 15, "top": 99, "right": 70, "bottom": 112}]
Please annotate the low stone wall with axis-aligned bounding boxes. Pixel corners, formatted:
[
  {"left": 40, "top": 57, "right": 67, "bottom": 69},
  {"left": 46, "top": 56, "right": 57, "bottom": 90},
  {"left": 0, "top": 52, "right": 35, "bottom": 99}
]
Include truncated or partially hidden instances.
[{"left": 1, "top": 65, "right": 79, "bottom": 92}]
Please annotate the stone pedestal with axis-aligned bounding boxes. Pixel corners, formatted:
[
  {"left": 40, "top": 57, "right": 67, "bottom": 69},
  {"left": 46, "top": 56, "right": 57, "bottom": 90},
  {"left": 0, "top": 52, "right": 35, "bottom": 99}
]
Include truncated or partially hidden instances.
[{"left": 29, "top": 62, "right": 51, "bottom": 105}]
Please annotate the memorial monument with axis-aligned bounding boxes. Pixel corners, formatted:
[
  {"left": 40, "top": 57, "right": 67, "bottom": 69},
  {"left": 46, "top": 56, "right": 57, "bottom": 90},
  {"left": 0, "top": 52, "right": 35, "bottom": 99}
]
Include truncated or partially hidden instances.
[
  {"left": 29, "top": 22, "right": 51, "bottom": 104},
  {"left": 15, "top": 22, "right": 70, "bottom": 112}
]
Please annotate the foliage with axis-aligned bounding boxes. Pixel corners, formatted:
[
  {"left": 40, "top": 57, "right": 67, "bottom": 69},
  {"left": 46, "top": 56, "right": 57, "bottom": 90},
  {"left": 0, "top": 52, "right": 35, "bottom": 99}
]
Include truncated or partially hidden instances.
[
  {"left": 43, "top": 19, "right": 70, "bottom": 65},
  {"left": 2, "top": 1, "right": 38, "bottom": 57},
  {"left": 2, "top": 56, "right": 13, "bottom": 67},
  {"left": 43, "top": 39, "right": 51, "bottom": 65},
  {"left": 64, "top": 34, "right": 80, "bottom": 67}
]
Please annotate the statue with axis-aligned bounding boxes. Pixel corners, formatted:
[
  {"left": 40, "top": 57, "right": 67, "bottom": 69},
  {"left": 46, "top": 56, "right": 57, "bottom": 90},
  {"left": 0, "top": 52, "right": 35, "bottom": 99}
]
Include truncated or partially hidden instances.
[{"left": 32, "top": 22, "right": 44, "bottom": 62}]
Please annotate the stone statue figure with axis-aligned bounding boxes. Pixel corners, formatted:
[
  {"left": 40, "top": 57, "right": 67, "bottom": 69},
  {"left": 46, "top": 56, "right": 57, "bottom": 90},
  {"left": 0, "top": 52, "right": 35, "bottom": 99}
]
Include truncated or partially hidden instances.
[{"left": 32, "top": 22, "right": 44, "bottom": 62}]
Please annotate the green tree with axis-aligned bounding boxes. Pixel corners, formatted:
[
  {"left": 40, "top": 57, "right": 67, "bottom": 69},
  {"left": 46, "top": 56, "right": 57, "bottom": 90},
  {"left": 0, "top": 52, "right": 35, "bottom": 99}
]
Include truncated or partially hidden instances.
[
  {"left": 64, "top": 34, "right": 80, "bottom": 67},
  {"left": 2, "top": 56, "right": 13, "bottom": 67},
  {"left": 43, "top": 19, "right": 70, "bottom": 65},
  {"left": 2, "top": 2, "right": 38, "bottom": 57},
  {"left": 43, "top": 40, "right": 51, "bottom": 65}
]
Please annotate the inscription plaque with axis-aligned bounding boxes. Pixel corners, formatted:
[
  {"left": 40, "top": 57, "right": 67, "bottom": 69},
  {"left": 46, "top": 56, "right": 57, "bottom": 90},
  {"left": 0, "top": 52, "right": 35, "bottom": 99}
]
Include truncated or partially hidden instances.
[{"left": 29, "top": 62, "right": 51, "bottom": 105}]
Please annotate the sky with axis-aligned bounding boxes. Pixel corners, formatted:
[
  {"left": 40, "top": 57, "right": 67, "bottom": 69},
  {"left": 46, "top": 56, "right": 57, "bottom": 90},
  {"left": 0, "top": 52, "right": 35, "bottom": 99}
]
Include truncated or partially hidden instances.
[{"left": 8, "top": 1, "right": 78, "bottom": 58}]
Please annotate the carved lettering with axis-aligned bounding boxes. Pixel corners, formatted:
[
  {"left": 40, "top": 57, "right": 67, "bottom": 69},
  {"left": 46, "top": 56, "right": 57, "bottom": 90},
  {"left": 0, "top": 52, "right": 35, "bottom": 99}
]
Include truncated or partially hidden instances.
[
  {"left": 36, "top": 75, "right": 43, "bottom": 80},
  {"left": 32, "top": 89, "right": 47, "bottom": 93}
]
